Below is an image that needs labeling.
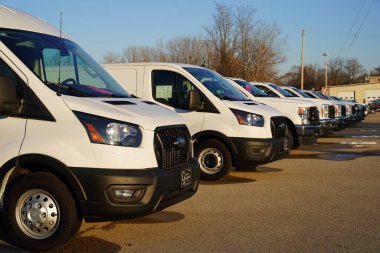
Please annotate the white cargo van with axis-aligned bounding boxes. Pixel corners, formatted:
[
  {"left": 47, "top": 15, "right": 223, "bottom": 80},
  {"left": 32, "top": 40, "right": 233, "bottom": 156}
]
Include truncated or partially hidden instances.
[
  {"left": 0, "top": 6, "right": 199, "bottom": 251},
  {"left": 104, "top": 63, "right": 290, "bottom": 181},
  {"left": 226, "top": 78, "right": 321, "bottom": 148}
]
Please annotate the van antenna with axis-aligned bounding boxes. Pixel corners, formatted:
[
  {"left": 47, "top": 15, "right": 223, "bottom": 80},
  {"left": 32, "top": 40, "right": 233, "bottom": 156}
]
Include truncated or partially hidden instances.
[{"left": 57, "top": 12, "right": 63, "bottom": 96}]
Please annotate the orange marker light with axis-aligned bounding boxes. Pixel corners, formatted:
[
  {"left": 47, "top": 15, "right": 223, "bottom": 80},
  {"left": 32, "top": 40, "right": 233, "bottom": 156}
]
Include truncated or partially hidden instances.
[{"left": 86, "top": 123, "right": 104, "bottom": 142}]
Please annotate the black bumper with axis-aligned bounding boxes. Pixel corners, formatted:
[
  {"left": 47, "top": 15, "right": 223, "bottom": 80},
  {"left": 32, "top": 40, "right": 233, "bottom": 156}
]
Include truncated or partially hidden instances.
[
  {"left": 334, "top": 117, "right": 347, "bottom": 130},
  {"left": 230, "top": 137, "right": 289, "bottom": 168},
  {"left": 295, "top": 124, "right": 319, "bottom": 145},
  {"left": 70, "top": 158, "right": 199, "bottom": 222},
  {"left": 320, "top": 119, "right": 335, "bottom": 136}
]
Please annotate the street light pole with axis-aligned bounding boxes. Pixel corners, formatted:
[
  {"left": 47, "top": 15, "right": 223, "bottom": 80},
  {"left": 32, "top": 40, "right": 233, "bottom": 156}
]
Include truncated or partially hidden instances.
[
  {"left": 323, "top": 52, "right": 328, "bottom": 93},
  {"left": 300, "top": 30, "right": 305, "bottom": 90}
]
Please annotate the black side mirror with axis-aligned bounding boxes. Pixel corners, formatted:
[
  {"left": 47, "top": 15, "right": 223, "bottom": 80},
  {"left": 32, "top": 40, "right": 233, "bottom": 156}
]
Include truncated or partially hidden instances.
[
  {"left": 0, "top": 76, "right": 19, "bottom": 115},
  {"left": 188, "top": 89, "right": 202, "bottom": 111}
]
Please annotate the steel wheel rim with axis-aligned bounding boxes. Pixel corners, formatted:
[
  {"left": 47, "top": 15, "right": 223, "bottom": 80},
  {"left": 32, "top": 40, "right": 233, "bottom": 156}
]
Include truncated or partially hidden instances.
[
  {"left": 198, "top": 148, "right": 224, "bottom": 174},
  {"left": 15, "top": 189, "right": 60, "bottom": 239}
]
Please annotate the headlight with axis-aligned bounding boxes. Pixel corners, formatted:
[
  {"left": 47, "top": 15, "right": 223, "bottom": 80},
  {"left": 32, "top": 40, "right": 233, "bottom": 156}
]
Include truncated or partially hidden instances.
[
  {"left": 336, "top": 105, "right": 342, "bottom": 117},
  {"left": 230, "top": 109, "right": 264, "bottom": 127},
  {"left": 297, "top": 107, "right": 310, "bottom": 124},
  {"left": 74, "top": 111, "right": 142, "bottom": 147},
  {"left": 321, "top": 104, "right": 329, "bottom": 119}
]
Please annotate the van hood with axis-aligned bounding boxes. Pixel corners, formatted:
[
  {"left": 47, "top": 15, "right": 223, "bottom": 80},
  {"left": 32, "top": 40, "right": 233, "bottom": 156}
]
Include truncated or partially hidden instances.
[
  {"left": 284, "top": 97, "right": 335, "bottom": 106},
  {"left": 253, "top": 97, "right": 318, "bottom": 108},
  {"left": 63, "top": 96, "right": 185, "bottom": 131},
  {"left": 222, "top": 100, "right": 283, "bottom": 118}
]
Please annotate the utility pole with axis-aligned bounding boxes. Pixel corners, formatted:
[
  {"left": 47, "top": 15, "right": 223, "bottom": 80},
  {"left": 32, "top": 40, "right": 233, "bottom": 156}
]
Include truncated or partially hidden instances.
[
  {"left": 323, "top": 52, "right": 328, "bottom": 92},
  {"left": 300, "top": 29, "right": 305, "bottom": 90}
]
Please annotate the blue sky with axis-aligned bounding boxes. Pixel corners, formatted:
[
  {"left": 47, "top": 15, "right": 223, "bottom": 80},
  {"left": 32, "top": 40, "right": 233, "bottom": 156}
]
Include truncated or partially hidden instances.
[{"left": 1, "top": 0, "right": 379, "bottom": 74}]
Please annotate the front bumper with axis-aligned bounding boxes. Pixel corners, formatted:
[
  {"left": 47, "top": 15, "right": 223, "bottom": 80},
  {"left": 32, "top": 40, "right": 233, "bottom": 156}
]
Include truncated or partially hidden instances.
[
  {"left": 71, "top": 158, "right": 200, "bottom": 222},
  {"left": 230, "top": 137, "right": 289, "bottom": 168},
  {"left": 319, "top": 119, "right": 336, "bottom": 136},
  {"left": 334, "top": 117, "right": 347, "bottom": 130},
  {"left": 295, "top": 124, "right": 320, "bottom": 145}
]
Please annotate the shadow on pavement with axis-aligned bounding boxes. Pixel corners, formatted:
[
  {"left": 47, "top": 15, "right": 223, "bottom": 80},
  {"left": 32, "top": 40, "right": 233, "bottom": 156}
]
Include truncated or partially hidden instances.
[
  {"left": 288, "top": 149, "right": 380, "bottom": 161},
  {"left": 46, "top": 236, "right": 121, "bottom": 253},
  {"left": 201, "top": 174, "right": 256, "bottom": 185}
]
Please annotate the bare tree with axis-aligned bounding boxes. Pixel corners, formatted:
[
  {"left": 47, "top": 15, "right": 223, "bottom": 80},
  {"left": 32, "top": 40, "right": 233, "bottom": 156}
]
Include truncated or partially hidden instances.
[
  {"left": 344, "top": 58, "right": 364, "bottom": 84},
  {"left": 250, "top": 21, "right": 286, "bottom": 81},
  {"left": 165, "top": 35, "right": 207, "bottom": 65},
  {"left": 328, "top": 57, "right": 344, "bottom": 85},
  {"left": 204, "top": 3, "right": 238, "bottom": 76},
  {"left": 123, "top": 46, "right": 156, "bottom": 63},
  {"left": 101, "top": 51, "right": 124, "bottom": 64}
]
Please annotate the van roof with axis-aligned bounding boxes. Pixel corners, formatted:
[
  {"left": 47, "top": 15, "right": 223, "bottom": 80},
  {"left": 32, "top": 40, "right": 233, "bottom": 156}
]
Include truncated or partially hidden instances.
[
  {"left": 0, "top": 5, "right": 70, "bottom": 39},
  {"left": 103, "top": 62, "right": 204, "bottom": 69}
]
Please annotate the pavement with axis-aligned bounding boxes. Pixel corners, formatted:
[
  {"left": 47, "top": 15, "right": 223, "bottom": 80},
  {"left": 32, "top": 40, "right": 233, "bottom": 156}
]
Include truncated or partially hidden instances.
[{"left": 1, "top": 113, "right": 380, "bottom": 253}]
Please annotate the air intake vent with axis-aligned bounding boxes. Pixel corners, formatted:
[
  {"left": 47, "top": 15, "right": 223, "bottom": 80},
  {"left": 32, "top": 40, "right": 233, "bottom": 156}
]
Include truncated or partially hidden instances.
[
  {"left": 244, "top": 102, "right": 258, "bottom": 105},
  {"left": 104, "top": 101, "right": 136, "bottom": 105},
  {"left": 143, "top": 101, "right": 157, "bottom": 105}
]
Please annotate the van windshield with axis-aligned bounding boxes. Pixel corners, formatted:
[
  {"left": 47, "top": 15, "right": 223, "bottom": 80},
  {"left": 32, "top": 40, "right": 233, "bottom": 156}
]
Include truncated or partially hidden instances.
[
  {"left": 0, "top": 29, "right": 130, "bottom": 98},
  {"left": 290, "top": 87, "right": 312, "bottom": 98},
  {"left": 184, "top": 67, "right": 249, "bottom": 101},
  {"left": 233, "top": 79, "right": 268, "bottom": 97},
  {"left": 268, "top": 83, "right": 294, "bottom": 97}
]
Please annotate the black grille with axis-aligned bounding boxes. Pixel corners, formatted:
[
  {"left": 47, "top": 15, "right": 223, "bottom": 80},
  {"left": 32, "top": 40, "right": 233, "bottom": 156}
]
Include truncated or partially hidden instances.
[
  {"left": 328, "top": 105, "right": 336, "bottom": 119},
  {"left": 352, "top": 105, "right": 356, "bottom": 115},
  {"left": 308, "top": 106, "right": 320, "bottom": 125},
  {"left": 270, "top": 117, "right": 287, "bottom": 139},
  {"left": 154, "top": 125, "right": 191, "bottom": 171},
  {"left": 341, "top": 105, "right": 347, "bottom": 116}
]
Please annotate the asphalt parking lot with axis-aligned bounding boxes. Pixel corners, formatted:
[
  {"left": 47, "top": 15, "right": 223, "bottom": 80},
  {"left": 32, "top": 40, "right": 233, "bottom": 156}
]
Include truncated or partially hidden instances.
[{"left": 1, "top": 113, "right": 380, "bottom": 253}]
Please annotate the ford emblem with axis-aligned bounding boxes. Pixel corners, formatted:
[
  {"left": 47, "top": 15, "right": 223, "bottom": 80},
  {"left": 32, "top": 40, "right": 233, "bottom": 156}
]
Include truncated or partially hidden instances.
[{"left": 174, "top": 137, "right": 186, "bottom": 148}]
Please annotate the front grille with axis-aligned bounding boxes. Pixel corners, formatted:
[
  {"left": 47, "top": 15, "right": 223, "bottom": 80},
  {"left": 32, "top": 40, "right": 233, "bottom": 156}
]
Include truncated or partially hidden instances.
[
  {"left": 308, "top": 106, "right": 320, "bottom": 125},
  {"left": 270, "top": 117, "right": 287, "bottom": 139},
  {"left": 154, "top": 125, "right": 191, "bottom": 171},
  {"left": 328, "top": 105, "right": 336, "bottom": 119},
  {"left": 341, "top": 105, "right": 347, "bottom": 116},
  {"left": 352, "top": 105, "right": 356, "bottom": 115}
]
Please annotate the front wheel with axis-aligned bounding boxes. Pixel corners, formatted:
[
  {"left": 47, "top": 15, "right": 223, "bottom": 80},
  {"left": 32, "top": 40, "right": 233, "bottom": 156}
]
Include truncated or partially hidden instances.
[
  {"left": 3, "top": 172, "right": 81, "bottom": 251},
  {"left": 195, "top": 139, "right": 232, "bottom": 181}
]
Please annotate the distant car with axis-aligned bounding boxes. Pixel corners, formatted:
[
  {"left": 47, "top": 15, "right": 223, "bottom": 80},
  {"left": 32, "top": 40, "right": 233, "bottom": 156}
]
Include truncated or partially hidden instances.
[{"left": 369, "top": 99, "right": 380, "bottom": 112}]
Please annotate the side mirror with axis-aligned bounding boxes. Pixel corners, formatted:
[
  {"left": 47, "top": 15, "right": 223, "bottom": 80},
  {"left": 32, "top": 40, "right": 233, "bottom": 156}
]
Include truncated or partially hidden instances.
[
  {"left": 188, "top": 89, "right": 202, "bottom": 111},
  {"left": 0, "top": 76, "right": 19, "bottom": 115}
]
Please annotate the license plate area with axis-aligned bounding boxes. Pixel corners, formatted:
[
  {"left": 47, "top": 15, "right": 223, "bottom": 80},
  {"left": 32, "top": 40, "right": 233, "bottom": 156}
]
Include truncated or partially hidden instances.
[{"left": 181, "top": 167, "right": 192, "bottom": 188}]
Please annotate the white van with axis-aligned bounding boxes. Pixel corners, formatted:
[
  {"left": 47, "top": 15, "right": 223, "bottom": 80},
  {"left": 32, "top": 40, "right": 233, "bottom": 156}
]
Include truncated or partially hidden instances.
[
  {"left": 226, "top": 78, "right": 320, "bottom": 148},
  {"left": 0, "top": 6, "right": 199, "bottom": 251},
  {"left": 104, "top": 63, "right": 290, "bottom": 181}
]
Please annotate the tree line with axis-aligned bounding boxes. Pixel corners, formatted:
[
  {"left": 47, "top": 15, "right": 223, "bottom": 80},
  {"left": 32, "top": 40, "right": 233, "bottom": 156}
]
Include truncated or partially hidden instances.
[{"left": 102, "top": 3, "right": 378, "bottom": 88}]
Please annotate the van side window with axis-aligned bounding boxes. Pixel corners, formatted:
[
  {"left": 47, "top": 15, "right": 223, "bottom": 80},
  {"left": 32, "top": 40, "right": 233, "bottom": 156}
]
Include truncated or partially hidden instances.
[
  {"left": 152, "top": 70, "right": 198, "bottom": 110},
  {"left": 0, "top": 58, "right": 25, "bottom": 116}
]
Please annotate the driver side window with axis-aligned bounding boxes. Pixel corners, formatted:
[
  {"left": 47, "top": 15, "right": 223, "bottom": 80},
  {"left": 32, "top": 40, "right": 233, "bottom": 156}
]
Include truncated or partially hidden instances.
[{"left": 152, "top": 70, "right": 198, "bottom": 110}]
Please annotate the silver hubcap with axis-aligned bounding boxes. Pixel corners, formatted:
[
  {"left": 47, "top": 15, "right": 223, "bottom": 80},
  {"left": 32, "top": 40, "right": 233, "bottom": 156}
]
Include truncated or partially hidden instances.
[
  {"left": 198, "top": 148, "right": 224, "bottom": 174},
  {"left": 15, "top": 189, "right": 60, "bottom": 239}
]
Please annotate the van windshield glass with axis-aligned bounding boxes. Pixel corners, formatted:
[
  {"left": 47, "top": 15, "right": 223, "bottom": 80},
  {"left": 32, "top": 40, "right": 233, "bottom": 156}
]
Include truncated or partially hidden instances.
[
  {"left": 0, "top": 29, "right": 130, "bottom": 98},
  {"left": 184, "top": 67, "right": 249, "bottom": 101},
  {"left": 268, "top": 83, "right": 294, "bottom": 97},
  {"left": 291, "top": 87, "right": 311, "bottom": 98},
  {"left": 233, "top": 80, "right": 268, "bottom": 97}
]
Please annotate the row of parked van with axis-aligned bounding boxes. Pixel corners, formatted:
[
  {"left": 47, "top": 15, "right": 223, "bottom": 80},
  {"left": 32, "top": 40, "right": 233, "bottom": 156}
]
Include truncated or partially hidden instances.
[{"left": 0, "top": 6, "right": 368, "bottom": 251}]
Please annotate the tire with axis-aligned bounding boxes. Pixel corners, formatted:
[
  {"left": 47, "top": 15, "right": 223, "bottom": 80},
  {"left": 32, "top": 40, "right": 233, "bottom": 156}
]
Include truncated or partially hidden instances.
[
  {"left": 286, "top": 127, "right": 295, "bottom": 150},
  {"left": 3, "top": 172, "right": 81, "bottom": 251},
  {"left": 195, "top": 139, "right": 232, "bottom": 181}
]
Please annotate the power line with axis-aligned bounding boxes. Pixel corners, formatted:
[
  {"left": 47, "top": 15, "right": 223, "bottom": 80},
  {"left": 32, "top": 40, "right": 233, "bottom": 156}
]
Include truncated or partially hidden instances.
[
  {"left": 338, "top": 0, "right": 366, "bottom": 58},
  {"left": 344, "top": 0, "right": 374, "bottom": 57}
]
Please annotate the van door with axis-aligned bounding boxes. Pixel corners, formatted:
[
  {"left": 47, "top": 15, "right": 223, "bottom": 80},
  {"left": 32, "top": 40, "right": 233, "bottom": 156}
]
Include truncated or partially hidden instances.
[
  {"left": 0, "top": 55, "right": 28, "bottom": 168},
  {"left": 148, "top": 69, "right": 205, "bottom": 135}
]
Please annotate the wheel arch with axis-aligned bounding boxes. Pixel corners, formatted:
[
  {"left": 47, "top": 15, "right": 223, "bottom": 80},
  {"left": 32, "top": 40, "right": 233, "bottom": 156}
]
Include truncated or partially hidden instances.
[
  {"left": 0, "top": 154, "right": 87, "bottom": 207},
  {"left": 192, "top": 130, "right": 237, "bottom": 166},
  {"left": 285, "top": 118, "right": 299, "bottom": 149}
]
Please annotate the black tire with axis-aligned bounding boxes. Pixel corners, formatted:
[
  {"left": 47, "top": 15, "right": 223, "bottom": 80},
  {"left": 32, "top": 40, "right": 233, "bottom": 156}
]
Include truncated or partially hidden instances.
[
  {"left": 195, "top": 139, "right": 232, "bottom": 181},
  {"left": 286, "top": 127, "right": 295, "bottom": 150},
  {"left": 3, "top": 172, "right": 81, "bottom": 251}
]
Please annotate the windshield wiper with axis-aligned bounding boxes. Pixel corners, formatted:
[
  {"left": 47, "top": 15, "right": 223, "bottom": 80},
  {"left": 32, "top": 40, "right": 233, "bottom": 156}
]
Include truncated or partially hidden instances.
[{"left": 45, "top": 82, "right": 89, "bottom": 97}]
